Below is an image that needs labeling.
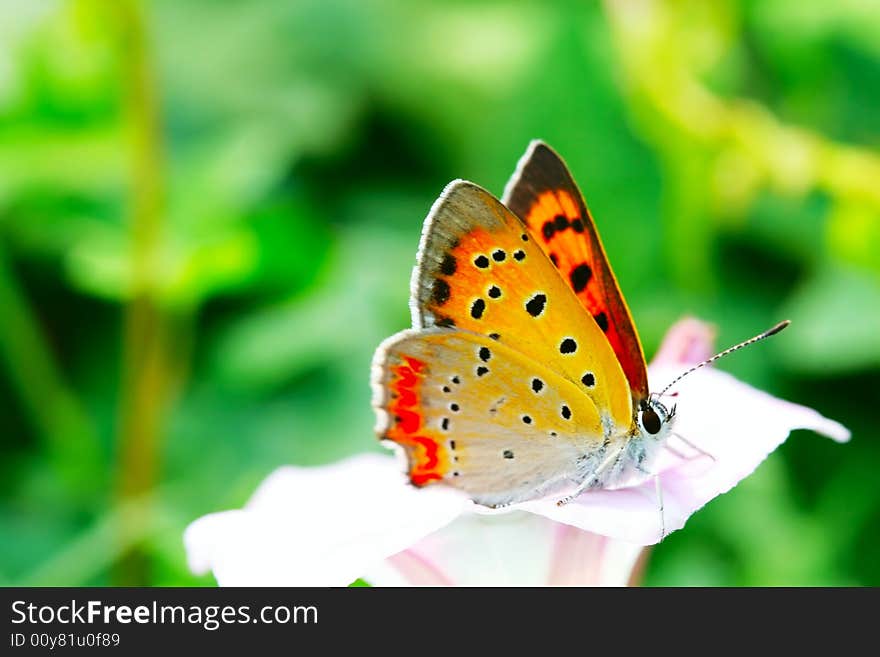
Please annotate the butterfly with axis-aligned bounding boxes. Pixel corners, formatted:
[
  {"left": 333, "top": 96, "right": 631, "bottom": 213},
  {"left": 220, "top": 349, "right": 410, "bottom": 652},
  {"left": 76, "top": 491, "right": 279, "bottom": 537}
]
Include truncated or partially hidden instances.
[{"left": 371, "top": 140, "right": 675, "bottom": 509}]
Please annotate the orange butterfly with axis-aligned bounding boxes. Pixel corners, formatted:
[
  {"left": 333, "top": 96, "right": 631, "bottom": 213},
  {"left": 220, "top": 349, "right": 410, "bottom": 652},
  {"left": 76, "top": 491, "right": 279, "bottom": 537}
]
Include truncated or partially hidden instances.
[{"left": 371, "top": 141, "right": 674, "bottom": 508}]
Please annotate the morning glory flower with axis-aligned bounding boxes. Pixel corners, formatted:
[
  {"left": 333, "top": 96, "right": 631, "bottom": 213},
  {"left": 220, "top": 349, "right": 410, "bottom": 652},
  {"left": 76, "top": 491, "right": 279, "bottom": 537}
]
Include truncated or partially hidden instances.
[{"left": 184, "top": 318, "right": 849, "bottom": 585}]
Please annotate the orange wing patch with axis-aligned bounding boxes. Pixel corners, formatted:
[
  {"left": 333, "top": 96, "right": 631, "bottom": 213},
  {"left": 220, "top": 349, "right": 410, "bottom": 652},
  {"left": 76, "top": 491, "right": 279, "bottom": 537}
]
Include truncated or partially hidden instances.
[
  {"left": 411, "top": 181, "right": 633, "bottom": 430},
  {"left": 503, "top": 142, "right": 649, "bottom": 406},
  {"left": 384, "top": 355, "right": 450, "bottom": 486},
  {"left": 522, "top": 189, "right": 635, "bottom": 387}
]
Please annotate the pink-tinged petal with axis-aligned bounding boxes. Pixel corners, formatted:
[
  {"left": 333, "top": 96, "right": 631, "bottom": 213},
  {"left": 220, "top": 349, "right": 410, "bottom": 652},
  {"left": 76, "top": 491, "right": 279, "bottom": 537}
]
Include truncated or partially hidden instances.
[
  {"left": 184, "top": 454, "right": 467, "bottom": 586},
  {"left": 369, "top": 550, "right": 457, "bottom": 586},
  {"left": 651, "top": 316, "right": 717, "bottom": 367},
  {"left": 520, "top": 365, "right": 849, "bottom": 545},
  {"left": 364, "top": 512, "right": 642, "bottom": 586},
  {"left": 546, "top": 525, "right": 644, "bottom": 586},
  {"left": 519, "top": 485, "right": 668, "bottom": 546},
  {"left": 650, "top": 362, "right": 850, "bottom": 505},
  {"left": 365, "top": 512, "right": 557, "bottom": 586}
]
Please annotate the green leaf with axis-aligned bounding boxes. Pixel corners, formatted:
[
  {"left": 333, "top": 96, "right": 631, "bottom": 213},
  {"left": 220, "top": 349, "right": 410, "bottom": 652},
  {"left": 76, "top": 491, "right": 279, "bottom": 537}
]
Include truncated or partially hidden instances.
[{"left": 778, "top": 265, "right": 880, "bottom": 373}]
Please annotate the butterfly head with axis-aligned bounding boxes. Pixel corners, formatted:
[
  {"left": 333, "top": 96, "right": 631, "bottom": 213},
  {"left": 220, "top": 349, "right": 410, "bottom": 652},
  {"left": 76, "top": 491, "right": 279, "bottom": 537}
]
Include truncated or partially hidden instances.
[
  {"left": 607, "top": 395, "right": 675, "bottom": 486},
  {"left": 636, "top": 320, "right": 791, "bottom": 442},
  {"left": 639, "top": 396, "right": 676, "bottom": 439}
]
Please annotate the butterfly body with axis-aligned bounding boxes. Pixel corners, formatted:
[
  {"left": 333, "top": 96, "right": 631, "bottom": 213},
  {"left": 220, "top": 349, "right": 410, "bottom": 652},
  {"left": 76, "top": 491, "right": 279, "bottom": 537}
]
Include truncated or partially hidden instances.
[{"left": 372, "top": 141, "right": 674, "bottom": 507}]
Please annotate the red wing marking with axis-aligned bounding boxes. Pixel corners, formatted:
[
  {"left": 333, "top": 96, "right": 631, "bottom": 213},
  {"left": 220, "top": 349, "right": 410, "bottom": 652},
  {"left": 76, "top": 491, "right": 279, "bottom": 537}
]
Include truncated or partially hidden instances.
[{"left": 386, "top": 356, "right": 448, "bottom": 486}]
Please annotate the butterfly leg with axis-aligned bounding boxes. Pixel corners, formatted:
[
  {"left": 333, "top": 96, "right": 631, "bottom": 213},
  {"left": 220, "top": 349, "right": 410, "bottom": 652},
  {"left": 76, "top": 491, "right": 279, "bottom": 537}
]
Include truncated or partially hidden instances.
[
  {"left": 484, "top": 501, "right": 514, "bottom": 510},
  {"left": 672, "top": 432, "right": 717, "bottom": 462},
  {"left": 555, "top": 450, "right": 620, "bottom": 507},
  {"left": 654, "top": 474, "right": 666, "bottom": 541},
  {"left": 664, "top": 443, "right": 691, "bottom": 461}
]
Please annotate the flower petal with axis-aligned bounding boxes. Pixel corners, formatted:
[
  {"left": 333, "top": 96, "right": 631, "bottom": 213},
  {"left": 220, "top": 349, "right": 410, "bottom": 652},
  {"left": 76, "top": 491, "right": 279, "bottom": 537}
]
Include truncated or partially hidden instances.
[
  {"left": 364, "top": 511, "right": 643, "bottom": 586},
  {"left": 650, "top": 316, "right": 717, "bottom": 368},
  {"left": 520, "top": 365, "right": 850, "bottom": 544},
  {"left": 545, "top": 525, "right": 645, "bottom": 586},
  {"left": 184, "top": 453, "right": 467, "bottom": 586}
]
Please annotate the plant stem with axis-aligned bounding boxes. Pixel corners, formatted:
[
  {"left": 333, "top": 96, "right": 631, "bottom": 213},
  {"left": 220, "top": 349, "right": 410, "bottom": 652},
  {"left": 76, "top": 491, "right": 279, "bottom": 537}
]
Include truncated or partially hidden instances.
[{"left": 113, "top": 0, "right": 170, "bottom": 586}]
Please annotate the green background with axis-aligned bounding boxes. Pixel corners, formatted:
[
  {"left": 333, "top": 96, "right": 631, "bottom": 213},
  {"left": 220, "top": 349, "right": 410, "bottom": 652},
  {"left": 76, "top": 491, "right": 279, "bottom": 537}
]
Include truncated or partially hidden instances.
[{"left": 1, "top": 0, "right": 878, "bottom": 586}]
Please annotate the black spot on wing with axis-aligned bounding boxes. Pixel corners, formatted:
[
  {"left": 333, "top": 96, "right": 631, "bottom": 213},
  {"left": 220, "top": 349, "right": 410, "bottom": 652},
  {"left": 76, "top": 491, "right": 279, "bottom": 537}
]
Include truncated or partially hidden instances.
[
  {"left": 440, "top": 254, "right": 457, "bottom": 276},
  {"left": 471, "top": 298, "right": 486, "bottom": 319},
  {"left": 570, "top": 264, "right": 593, "bottom": 293},
  {"left": 559, "top": 338, "right": 577, "bottom": 354},
  {"left": 432, "top": 279, "right": 451, "bottom": 305},
  {"left": 594, "top": 311, "right": 609, "bottom": 332},
  {"left": 525, "top": 293, "right": 547, "bottom": 317},
  {"left": 474, "top": 255, "right": 489, "bottom": 269}
]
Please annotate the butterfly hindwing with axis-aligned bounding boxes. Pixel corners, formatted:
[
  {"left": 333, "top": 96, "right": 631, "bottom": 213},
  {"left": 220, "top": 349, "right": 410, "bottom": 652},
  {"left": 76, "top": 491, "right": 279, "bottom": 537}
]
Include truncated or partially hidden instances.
[
  {"left": 372, "top": 328, "right": 610, "bottom": 507},
  {"left": 411, "top": 180, "right": 633, "bottom": 430},
  {"left": 502, "top": 141, "right": 649, "bottom": 406}
]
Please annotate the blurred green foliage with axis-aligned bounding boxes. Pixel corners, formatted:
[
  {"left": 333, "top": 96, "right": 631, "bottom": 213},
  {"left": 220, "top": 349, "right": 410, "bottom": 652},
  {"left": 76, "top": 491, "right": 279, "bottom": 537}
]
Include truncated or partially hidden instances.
[{"left": 0, "top": 0, "right": 877, "bottom": 586}]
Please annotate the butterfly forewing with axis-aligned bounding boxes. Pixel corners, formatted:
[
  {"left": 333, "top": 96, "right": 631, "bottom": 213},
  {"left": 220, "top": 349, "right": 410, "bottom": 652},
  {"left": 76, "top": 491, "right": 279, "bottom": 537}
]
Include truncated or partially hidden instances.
[
  {"left": 411, "top": 180, "right": 632, "bottom": 431},
  {"left": 372, "top": 329, "right": 610, "bottom": 507},
  {"left": 502, "top": 141, "right": 649, "bottom": 406}
]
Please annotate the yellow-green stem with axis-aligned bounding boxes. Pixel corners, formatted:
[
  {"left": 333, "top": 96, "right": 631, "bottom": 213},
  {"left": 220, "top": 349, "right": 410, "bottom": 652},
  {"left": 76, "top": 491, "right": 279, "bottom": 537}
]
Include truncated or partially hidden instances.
[{"left": 114, "top": 0, "right": 170, "bottom": 586}]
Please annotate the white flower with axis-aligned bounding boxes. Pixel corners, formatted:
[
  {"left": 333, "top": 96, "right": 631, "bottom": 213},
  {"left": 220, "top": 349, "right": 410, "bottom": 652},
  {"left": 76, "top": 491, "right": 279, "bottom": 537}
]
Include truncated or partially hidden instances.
[
  {"left": 185, "top": 318, "right": 850, "bottom": 586},
  {"left": 184, "top": 455, "right": 465, "bottom": 586}
]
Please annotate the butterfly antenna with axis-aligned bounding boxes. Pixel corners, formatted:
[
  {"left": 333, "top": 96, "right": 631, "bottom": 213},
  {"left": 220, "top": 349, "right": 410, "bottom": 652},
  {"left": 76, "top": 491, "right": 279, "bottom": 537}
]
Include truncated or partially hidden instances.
[{"left": 657, "top": 320, "right": 791, "bottom": 398}]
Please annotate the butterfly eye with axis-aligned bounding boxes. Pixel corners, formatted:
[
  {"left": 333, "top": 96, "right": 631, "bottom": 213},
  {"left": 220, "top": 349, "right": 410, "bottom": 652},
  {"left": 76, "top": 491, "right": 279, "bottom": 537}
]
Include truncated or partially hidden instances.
[{"left": 641, "top": 407, "right": 662, "bottom": 435}]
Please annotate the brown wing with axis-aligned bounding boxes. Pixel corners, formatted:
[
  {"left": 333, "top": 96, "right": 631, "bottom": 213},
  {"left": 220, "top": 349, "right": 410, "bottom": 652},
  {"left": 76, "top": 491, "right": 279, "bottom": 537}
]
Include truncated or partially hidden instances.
[{"left": 502, "top": 141, "right": 648, "bottom": 406}]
